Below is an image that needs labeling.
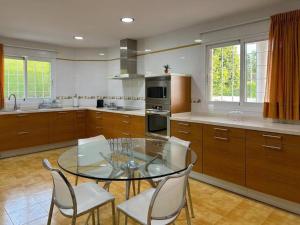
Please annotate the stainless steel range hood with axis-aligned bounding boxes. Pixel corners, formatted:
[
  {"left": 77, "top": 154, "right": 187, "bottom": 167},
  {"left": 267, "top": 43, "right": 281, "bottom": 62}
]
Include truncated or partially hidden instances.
[{"left": 107, "top": 39, "right": 144, "bottom": 80}]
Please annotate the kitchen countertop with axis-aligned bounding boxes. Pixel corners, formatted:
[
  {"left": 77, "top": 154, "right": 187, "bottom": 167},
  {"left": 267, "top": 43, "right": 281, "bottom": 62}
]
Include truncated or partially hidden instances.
[
  {"left": 171, "top": 112, "right": 300, "bottom": 136},
  {"left": 0, "top": 107, "right": 145, "bottom": 117}
]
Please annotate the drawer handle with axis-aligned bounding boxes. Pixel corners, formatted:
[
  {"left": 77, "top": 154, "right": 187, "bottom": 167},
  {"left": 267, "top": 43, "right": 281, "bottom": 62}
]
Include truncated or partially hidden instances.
[
  {"left": 122, "top": 120, "right": 130, "bottom": 124},
  {"left": 214, "top": 136, "right": 228, "bottom": 141},
  {"left": 58, "top": 112, "right": 68, "bottom": 114},
  {"left": 178, "top": 131, "right": 190, "bottom": 134},
  {"left": 96, "top": 116, "right": 103, "bottom": 119},
  {"left": 214, "top": 127, "right": 228, "bottom": 132},
  {"left": 262, "top": 144, "right": 282, "bottom": 150},
  {"left": 122, "top": 132, "right": 130, "bottom": 136},
  {"left": 178, "top": 122, "right": 190, "bottom": 126},
  {"left": 262, "top": 134, "right": 282, "bottom": 139},
  {"left": 17, "top": 114, "right": 28, "bottom": 117},
  {"left": 96, "top": 126, "right": 103, "bottom": 129},
  {"left": 18, "top": 131, "right": 29, "bottom": 135},
  {"left": 122, "top": 115, "right": 130, "bottom": 118}
]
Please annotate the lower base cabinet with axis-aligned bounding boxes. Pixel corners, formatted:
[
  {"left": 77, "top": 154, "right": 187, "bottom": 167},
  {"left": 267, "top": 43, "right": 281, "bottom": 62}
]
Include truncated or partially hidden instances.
[
  {"left": 203, "top": 125, "right": 246, "bottom": 186},
  {"left": 246, "top": 130, "right": 300, "bottom": 203}
]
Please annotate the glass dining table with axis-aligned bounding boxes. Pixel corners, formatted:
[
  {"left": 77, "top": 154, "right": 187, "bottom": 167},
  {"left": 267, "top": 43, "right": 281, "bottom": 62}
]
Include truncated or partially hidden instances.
[{"left": 58, "top": 138, "right": 197, "bottom": 200}]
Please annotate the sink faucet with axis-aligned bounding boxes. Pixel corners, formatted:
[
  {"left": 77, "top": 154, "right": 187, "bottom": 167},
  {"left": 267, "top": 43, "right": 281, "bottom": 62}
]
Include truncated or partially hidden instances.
[{"left": 8, "top": 94, "right": 18, "bottom": 111}]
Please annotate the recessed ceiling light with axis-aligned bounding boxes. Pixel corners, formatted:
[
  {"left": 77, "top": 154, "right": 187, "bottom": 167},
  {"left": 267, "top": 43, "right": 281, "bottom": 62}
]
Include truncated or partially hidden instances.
[
  {"left": 121, "top": 17, "right": 134, "bottom": 23},
  {"left": 74, "top": 36, "right": 84, "bottom": 40},
  {"left": 98, "top": 53, "right": 105, "bottom": 56},
  {"left": 145, "top": 49, "right": 151, "bottom": 52},
  {"left": 194, "top": 39, "right": 202, "bottom": 43}
]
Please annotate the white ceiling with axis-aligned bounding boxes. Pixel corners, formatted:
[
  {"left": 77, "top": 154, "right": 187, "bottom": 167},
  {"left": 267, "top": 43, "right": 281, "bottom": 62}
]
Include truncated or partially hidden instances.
[{"left": 0, "top": 0, "right": 286, "bottom": 48}]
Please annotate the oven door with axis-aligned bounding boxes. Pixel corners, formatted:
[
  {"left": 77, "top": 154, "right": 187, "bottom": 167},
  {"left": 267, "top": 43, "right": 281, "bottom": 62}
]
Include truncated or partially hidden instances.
[{"left": 146, "top": 110, "right": 170, "bottom": 137}]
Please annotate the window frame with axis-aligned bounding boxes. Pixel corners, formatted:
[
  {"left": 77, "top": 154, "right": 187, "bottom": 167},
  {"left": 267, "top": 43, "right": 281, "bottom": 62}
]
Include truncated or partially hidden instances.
[
  {"left": 206, "top": 35, "right": 268, "bottom": 108},
  {"left": 4, "top": 56, "right": 54, "bottom": 101}
]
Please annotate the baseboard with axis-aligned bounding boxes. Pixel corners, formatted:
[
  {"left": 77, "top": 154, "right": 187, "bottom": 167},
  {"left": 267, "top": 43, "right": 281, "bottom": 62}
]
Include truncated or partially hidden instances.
[
  {"left": 0, "top": 141, "right": 77, "bottom": 159},
  {"left": 190, "top": 171, "right": 300, "bottom": 215}
]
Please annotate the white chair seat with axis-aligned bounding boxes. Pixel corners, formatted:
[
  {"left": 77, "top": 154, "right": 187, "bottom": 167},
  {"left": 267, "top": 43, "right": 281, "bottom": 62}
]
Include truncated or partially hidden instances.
[
  {"left": 60, "top": 182, "right": 114, "bottom": 216},
  {"left": 117, "top": 188, "right": 177, "bottom": 225}
]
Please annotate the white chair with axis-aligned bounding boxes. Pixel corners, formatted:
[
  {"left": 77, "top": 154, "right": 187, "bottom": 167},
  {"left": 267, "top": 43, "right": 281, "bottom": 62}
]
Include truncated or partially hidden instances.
[
  {"left": 117, "top": 164, "right": 193, "bottom": 225},
  {"left": 43, "top": 159, "right": 116, "bottom": 225},
  {"left": 138, "top": 136, "right": 195, "bottom": 218},
  {"left": 75, "top": 135, "right": 111, "bottom": 188}
]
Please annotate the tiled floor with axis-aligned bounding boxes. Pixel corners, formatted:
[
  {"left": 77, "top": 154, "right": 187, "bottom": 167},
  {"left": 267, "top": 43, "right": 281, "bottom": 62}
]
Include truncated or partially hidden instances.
[{"left": 0, "top": 147, "right": 300, "bottom": 225}]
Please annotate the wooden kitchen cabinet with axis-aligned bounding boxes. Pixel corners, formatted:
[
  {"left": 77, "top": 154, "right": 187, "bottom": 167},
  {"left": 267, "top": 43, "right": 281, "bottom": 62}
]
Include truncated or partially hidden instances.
[
  {"left": 171, "top": 120, "right": 203, "bottom": 173},
  {"left": 246, "top": 130, "right": 300, "bottom": 203},
  {"left": 86, "top": 110, "right": 105, "bottom": 137},
  {"left": 16, "top": 113, "right": 50, "bottom": 148},
  {"left": 49, "top": 111, "right": 75, "bottom": 143},
  {"left": 75, "top": 110, "right": 87, "bottom": 139},
  {"left": 115, "top": 114, "right": 145, "bottom": 138},
  {"left": 203, "top": 125, "right": 246, "bottom": 185},
  {"left": 0, "top": 115, "right": 17, "bottom": 151}
]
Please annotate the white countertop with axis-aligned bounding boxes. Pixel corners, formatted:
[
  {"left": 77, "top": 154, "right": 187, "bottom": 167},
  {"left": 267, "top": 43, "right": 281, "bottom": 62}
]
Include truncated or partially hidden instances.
[
  {"left": 0, "top": 107, "right": 145, "bottom": 117},
  {"left": 171, "top": 112, "right": 300, "bottom": 136}
]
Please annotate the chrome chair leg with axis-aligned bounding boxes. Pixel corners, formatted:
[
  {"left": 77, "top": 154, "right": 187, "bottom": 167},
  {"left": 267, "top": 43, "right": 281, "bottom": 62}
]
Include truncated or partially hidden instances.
[
  {"left": 187, "top": 180, "right": 195, "bottom": 218},
  {"left": 137, "top": 180, "right": 141, "bottom": 194},
  {"left": 185, "top": 203, "right": 192, "bottom": 225},
  {"left": 47, "top": 198, "right": 54, "bottom": 225},
  {"left": 71, "top": 216, "right": 77, "bottom": 225},
  {"left": 97, "top": 208, "right": 100, "bottom": 225},
  {"left": 92, "top": 210, "right": 96, "bottom": 225},
  {"left": 75, "top": 175, "right": 79, "bottom": 186},
  {"left": 112, "top": 200, "right": 116, "bottom": 225}
]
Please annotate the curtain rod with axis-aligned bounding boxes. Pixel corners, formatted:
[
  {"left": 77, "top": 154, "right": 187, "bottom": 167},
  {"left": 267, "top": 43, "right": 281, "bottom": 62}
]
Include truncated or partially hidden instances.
[
  {"left": 199, "top": 17, "right": 270, "bottom": 35},
  {"left": 3, "top": 44, "right": 58, "bottom": 53}
]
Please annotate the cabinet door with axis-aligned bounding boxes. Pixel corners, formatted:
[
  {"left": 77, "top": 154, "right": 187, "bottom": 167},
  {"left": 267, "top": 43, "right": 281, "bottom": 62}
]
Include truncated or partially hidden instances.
[
  {"left": 0, "top": 115, "right": 17, "bottom": 151},
  {"left": 131, "top": 115, "right": 145, "bottom": 138},
  {"left": 246, "top": 130, "right": 300, "bottom": 203},
  {"left": 16, "top": 113, "right": 50, "bottom": 148},
  {"left": 75, "top": 110, "right": 87, "bottom": 139},
  {"left": 203, "top": 125, "right": 246, "bottom": 185},
  {"left": 170, "top": 120, "right": 203, "bottom": 173},
  {"left": 49, "top": 111, "right": 75, "bottom": 143},
  {"left": 86, "top": 111, "right": 104, "bottom": 137}
]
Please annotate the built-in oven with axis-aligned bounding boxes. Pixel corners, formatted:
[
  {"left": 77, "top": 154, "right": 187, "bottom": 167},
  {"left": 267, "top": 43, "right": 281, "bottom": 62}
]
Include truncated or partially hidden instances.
[
  {"left": 146, "top": 76, "right": 170, "bottom": 105},
  {"left": 146, "top": 107, "right": 170, "bottom": 138}
]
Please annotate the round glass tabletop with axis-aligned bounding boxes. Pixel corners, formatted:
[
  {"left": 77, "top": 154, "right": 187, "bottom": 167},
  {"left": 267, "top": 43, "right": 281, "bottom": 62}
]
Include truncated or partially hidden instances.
[{"left": 58, "top": 138, "right": 197, "bottom": 181}]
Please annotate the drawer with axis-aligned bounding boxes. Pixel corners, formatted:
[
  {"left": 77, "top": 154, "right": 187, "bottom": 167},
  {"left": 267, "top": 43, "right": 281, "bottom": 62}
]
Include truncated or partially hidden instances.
[
  {"left": 171, "top": 120, "right": 202, "bottom": 142},
  {"left": 204, "top": 124, "right": 245, "bottom": 140}
]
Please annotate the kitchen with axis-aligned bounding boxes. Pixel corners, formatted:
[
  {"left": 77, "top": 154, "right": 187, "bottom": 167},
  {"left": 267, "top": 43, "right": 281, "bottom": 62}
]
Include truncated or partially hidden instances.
[{"left": 0, "top": 1, "right": 300, "bottom": 225}]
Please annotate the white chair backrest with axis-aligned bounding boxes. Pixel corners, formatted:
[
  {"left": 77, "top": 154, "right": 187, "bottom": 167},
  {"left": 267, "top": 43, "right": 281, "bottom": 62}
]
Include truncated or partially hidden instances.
[
  {"left": 169, "top": 136, "right": 191, "bottom": 148},
  {"left": 78, "top": 135, "right": 110, "bottom": 166},
  {"left": 43, "top": 159, "right": 75, "bottom": 209},
  {"left": 78, "top": 135, "right": 106, "bottom": 145},
  {"left": 167, "top": 136, "right": 191, "bottom": 168},
  {"left": 149, "top": 164, "right": 193, "bottom": 222}
]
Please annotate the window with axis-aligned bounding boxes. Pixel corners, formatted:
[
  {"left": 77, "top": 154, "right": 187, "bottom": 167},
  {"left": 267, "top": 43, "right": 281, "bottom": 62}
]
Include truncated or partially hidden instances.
[
  {"left": 208, "top": 43, "right": 240, "bottom": 102},
  {"left": 207, "top": 39, "right": 268, "bottom": 104},
  {"left": 245, "top": 40, "right": 268, "bottom": 103},
  {"left": 4, "top": 57, "right": 52, "bottom": 99}
]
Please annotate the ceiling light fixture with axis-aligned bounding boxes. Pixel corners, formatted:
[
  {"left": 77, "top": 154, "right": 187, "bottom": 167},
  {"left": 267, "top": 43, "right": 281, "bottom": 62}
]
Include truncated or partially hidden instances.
[
  {"left": 121, "top": 17, "right": 134, "bottom": 23},
  {"left": 98, "top": 53, "right": 105, "bottom": 56},
  {"left": 194, "top": 39, "right": 202, "bottom": 43},
  {"left": 74, "top": 36, "right": 84, "bottom": 40}
]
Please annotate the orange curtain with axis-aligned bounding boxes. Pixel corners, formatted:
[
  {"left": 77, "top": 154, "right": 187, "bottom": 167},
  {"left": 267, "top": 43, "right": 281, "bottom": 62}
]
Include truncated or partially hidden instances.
[
  {"left": 263, "top": 10, "right": 300, "bottom": 120},
  {"left": 0, "top": 44, "right": 4, "bottom": 109}
]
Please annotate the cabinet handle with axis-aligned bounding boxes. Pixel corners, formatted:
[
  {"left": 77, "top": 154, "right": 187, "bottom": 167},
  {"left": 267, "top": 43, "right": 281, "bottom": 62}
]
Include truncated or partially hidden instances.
[
  {"left": 262, "top": 134, "right": 282, "bottom": 139},
  {"left": 178, "top": 122, "right": 190, "bottom": 126},
  {"left": 214, "top": 136, "right": 228, "bottom": 141},
  {"left": 122, "top": 132, "right": 130, "bottom": 136},
  {"left": 96, "top": 112, "right": 102, "bottom": 114},
  {"left": 58, "top": 112, "right": 68, "bottom": 114},
  {"left": 18, "top": 131, "right": 29, "bottom": 135},
  {"left": 96, "top": 116, "right": 103, "bottom": 119},
  {"left": 122, "top": 120, "right": 130, "bottom": 124},
  {"left": 16, "top": 114, "right": 27, "bottom": 117},
  {"left": 214, "top": 127, "right": 228, "bottom": 132},
  {"left": 262, "top": 144, "right": 282, "bottom": 150},
  {"left": 178, "top": 130, "right": 190, "bottom": 134},
  {"left": 122, "top": 115, "right": 130, "bottom": 118},
  {"left": 96, "top": 126, "right": 103, "bottom": 129}
]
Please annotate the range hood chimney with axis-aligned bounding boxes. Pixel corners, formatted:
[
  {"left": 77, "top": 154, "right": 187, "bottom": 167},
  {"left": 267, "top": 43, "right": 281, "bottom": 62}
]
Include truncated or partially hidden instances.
[{"left": 108, "top": 39, "right": 144, "bottom": 79}]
